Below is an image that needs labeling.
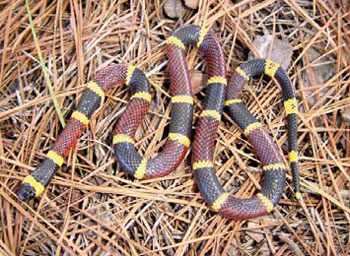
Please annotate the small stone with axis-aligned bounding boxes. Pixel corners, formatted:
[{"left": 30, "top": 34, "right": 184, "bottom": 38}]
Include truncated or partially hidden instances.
[
  {"left": 341, "top": 106, "right": 350, "bottom": 126},
  {"left": 164, "top": 0, "right": 186, "bottom": 19},
  {"left": 184, "top": 0, "right": 199, "bottom": 9},
  {"left": 190, "top": 71, "right": 208, "bottom": 94}
]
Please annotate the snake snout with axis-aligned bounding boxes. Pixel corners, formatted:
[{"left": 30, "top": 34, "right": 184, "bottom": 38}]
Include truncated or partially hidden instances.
[{"left": 17, "top": 183, "right": 36, "bottom": 201}]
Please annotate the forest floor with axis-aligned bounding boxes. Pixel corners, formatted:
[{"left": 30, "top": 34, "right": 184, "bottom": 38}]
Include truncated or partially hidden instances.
[{"left": 1, "top": 0, "right": 350, "bottom": 255}]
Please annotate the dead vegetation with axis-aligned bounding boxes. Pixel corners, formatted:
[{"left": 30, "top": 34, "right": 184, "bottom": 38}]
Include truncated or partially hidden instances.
[{"left": 1, "top": 0, "right": 350, "bottom": 255}]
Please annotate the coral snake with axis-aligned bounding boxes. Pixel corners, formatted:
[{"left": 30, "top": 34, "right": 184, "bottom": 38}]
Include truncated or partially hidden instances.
[{"left": 17, "top": 25, "right": 300, "bottom": 220}]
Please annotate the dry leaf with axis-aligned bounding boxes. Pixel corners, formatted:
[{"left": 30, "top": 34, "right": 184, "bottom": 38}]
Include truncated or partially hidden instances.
[
  {"left": 302, "top": 47, "right": 336, "bottom": 105},
  {"left": 246, "top": 222, "right": 265, "bottom": 242},
  {"left": 249, "top": 33, "right": 293, "bottom": 70},
  {"left": 279, "top": 233, "right": 304, "bottom": 256}
]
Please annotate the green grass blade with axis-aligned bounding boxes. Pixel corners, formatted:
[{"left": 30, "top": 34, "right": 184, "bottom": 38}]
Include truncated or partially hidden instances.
[{"left": 25, "top": 0, "right": 66, "bottom": 128}]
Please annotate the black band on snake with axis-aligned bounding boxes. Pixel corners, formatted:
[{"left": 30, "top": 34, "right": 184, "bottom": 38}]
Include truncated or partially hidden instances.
[{"left": 17, "top": 25, "right": 299, "bottom": 221}]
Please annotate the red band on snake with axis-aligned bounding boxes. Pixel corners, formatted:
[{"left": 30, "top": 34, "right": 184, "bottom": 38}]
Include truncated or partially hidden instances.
[
  {"left": 17, "top": 25, "right": 226, "bottom": 202},
  {"left": 17, "top": 25, "right": 299, "bottom": 222},
  {"left": 192, "top": 58, "right": 299, "bottom": 220}
]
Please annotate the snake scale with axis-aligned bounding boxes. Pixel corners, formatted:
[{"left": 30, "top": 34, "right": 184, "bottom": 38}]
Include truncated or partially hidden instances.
[{"left": 17, "top": 24, "right": 300, "bottom": 220}]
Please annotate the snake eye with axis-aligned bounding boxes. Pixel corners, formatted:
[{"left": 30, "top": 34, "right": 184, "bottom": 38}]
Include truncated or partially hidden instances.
[{"left": 17, "top": 183, "right": 36, "bottom": 201}]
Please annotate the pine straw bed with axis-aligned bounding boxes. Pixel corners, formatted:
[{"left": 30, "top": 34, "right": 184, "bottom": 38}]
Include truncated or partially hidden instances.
[{"left": 1, "top": 0, "right": 350, "bottom": 255}]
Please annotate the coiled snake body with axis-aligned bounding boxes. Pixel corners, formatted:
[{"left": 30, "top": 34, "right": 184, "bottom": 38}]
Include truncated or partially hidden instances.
[{"left": 18, "top": 25, "right": 299, "bottom": 220}]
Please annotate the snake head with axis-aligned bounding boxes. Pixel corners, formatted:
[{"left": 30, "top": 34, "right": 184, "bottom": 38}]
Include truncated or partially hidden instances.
[{"left": 17, "top": 183, "right": 36, "bottom": 201}]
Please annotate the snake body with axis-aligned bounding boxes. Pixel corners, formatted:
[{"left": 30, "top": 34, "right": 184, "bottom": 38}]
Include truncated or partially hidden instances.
[
  {"left": 193, "top": 59, "right": 299, "bottom": 220},
  {"left": 17, "top": 25, "right": 221, "bottom": 200},
  {"left": 17, "top": 65, "right": 156, "bottom": 200},
  {"left": 17, "top": 25, "right": 299, "bottom": 220}
]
